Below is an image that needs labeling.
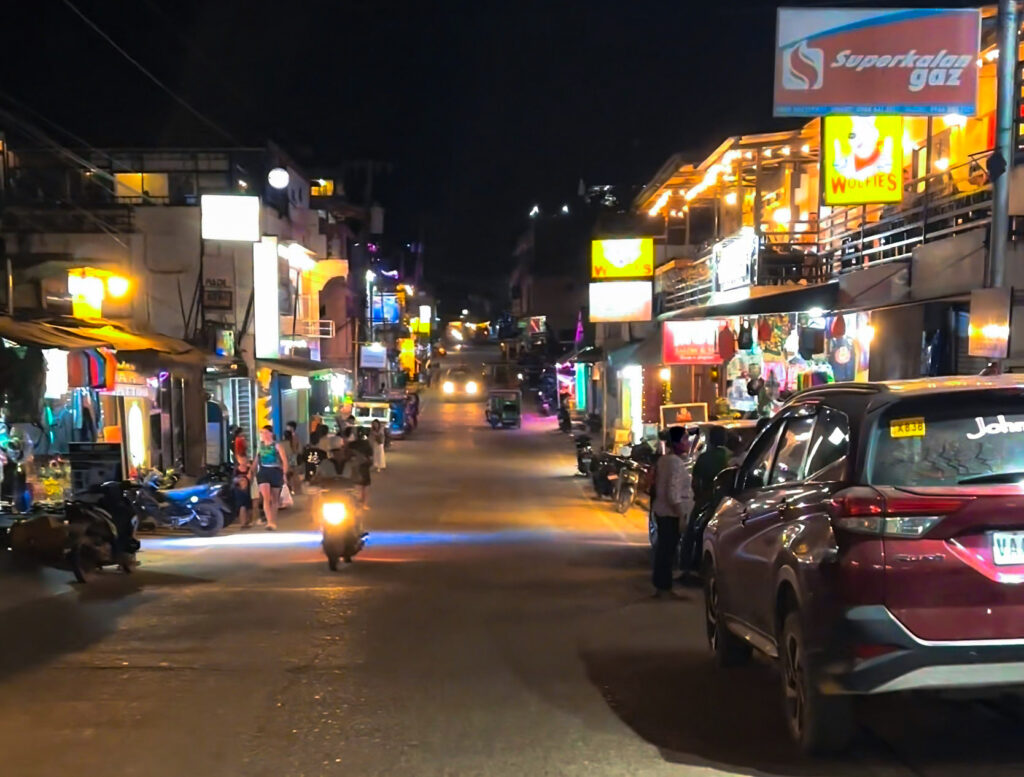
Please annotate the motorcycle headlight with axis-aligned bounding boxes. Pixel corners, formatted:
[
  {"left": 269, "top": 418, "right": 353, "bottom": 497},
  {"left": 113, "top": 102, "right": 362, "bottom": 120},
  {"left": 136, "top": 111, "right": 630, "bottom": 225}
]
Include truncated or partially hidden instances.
[
  {"left": 322, "top": 502, "right": 348, "bottom": 526},
  {"left": 466, "top": 381, "right": 478, "bottom": 394},
  {"left": 443, "top": 381, "right": 455, "bottom": 394}
]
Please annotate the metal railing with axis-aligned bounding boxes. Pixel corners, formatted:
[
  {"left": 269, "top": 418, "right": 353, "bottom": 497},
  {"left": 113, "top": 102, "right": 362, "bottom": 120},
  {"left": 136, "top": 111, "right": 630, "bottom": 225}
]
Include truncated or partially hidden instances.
[{"left": 658, "top": 154, "right": 994, "bottom": 316}]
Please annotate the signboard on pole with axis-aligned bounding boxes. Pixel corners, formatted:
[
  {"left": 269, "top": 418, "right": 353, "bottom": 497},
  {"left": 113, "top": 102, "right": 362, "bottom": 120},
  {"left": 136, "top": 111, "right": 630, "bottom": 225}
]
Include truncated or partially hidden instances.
[
  {"left": 774, "top": 7, "right": 981, "bottom": 116},
  {"left": 588, "top": 281, "right": 652, "bottom": 323},
  {"left": 591, "top": 238, "right": 654, "bottom": 279},
  {"left": 822, "top": 115, "right": 904, "bottom": 205}
]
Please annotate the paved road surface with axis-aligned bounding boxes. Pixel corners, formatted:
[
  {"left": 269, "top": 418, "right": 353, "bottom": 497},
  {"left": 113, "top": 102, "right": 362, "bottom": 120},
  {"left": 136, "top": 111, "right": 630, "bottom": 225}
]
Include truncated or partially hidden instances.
[{"left": 1, "top": 348, "right": 1021, "bottom": 776}]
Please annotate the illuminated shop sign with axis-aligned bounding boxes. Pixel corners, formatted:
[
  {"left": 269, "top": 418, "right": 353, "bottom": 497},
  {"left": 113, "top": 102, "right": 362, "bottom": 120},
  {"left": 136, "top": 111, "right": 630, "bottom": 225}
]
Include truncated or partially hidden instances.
[
  {"left": 200, "top": 195, "right": 261, "bottom": 241},
  {"left": 822, "top": 115, "right": 903, "bottom": 205},
  {"left": 713, "top": 228, "right": 757, "bottom": 292},
  {"left": 662, "top": 320, "right": 725, "bottom": 365},
  {"left": 591, "top": 238, "right": 654, "bottom": 279},
  {"left": 588, "top": 281, "right": 652, "bottom": 323}
]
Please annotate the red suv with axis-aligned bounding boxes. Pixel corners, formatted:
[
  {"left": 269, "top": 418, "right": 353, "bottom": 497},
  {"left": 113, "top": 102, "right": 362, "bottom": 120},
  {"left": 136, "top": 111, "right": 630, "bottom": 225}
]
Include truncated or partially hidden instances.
[{"left": 702, "top": 377, "right": 1024, "bottom": 754}]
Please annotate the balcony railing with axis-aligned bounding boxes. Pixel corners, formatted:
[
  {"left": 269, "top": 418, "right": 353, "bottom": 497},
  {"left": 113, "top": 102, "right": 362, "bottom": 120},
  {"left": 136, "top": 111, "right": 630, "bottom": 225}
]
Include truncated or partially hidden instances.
[{"left": 658, "top": 154, "right": 994, "bottom": 316}]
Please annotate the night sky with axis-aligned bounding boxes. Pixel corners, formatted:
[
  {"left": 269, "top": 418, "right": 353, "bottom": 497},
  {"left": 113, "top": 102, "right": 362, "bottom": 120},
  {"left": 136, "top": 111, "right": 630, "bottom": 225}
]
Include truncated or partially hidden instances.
[{"left": 2, "top": 0, "right": 983, "bottom": 287}]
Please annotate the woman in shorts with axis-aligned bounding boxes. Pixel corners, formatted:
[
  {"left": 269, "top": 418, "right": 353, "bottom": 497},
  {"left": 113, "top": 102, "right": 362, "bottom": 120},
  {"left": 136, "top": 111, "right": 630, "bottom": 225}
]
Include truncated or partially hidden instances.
[{"left": 255, "top": 425, "right": 289, "bottom": 530}]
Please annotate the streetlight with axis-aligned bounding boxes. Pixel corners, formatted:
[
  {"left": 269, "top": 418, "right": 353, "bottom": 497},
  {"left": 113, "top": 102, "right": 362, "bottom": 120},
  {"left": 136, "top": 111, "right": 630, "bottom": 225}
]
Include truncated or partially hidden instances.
[
  {"left": 561, "top": 204, "right": 569, "bottom": 214},
  {"left": 267, "top": 167, "right": 290, "bottom": 190},
  {"left": 528, "top": 205, "right": 540, "bottom": 218}
]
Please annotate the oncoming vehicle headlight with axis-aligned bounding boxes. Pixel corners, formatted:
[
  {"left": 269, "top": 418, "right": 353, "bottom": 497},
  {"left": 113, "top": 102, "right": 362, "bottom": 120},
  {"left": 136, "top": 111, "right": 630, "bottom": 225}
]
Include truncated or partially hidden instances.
[
  {"left": 465, "top": 381, "right": 478, "bottom": 394},
  {"left": 443, "top": 381, "right": 455, "bottom": 394},
  {"left": 322, "top": 501, "right": 348, "bottom": 526}
]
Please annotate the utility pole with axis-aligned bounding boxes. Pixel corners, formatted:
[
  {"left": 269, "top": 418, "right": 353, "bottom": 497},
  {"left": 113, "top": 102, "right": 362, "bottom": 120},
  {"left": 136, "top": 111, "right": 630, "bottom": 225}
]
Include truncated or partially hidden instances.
[{"left": 987, "top": 0, "right": 1018, "bottom": 289}]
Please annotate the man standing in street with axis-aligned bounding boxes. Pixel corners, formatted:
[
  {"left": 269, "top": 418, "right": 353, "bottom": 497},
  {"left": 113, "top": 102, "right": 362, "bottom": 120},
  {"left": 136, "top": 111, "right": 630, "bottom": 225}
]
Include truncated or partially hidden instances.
[{"left": 651, "top": 425, "right": 692, "bottom": 597}]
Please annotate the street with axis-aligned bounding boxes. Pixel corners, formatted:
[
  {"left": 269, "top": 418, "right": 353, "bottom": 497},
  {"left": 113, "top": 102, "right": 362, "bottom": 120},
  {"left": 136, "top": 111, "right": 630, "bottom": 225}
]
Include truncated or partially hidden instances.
[{"left": 0, "top": 353, "right": 1021, "bottom": 777}]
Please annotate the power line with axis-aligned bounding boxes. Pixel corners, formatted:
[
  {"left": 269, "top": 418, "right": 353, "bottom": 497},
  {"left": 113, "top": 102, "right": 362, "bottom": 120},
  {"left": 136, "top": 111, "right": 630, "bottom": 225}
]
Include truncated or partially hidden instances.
[{"left": 61, "top": 0, "right": 239, "bottom": 145}]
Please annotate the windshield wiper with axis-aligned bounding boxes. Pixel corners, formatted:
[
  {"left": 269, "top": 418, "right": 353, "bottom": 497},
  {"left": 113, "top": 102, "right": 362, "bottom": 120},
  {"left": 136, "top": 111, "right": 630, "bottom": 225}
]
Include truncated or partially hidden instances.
[{"left": 957, "top": 471, "right": 1024, "bottom": 485}]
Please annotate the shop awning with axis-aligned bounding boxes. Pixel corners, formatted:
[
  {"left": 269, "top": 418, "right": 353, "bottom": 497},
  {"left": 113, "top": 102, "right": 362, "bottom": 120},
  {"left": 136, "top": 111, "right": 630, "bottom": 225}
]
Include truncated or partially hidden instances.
[
  {"left": 0, "top": 316, "right": 107, "bottom": 349},
  {"left": 256, "top": 356, "right": 334, "bottom": 376},
  {"left": 0, "top": 315, "right": 203, "bottom": 364},
  {"left": 659, "top": 281, "right": 839, "bottom": 321},
  {"left": 568, "top": 346, "right": 604, "bottom": 364},
  {"left": 607, "top": 333, "right": 662, "bottom": 369}
]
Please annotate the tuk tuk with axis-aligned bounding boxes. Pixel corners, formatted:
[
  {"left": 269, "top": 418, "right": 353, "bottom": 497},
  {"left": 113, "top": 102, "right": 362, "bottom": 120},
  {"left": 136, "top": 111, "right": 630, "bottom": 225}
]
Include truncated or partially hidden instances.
[
  {"left": 387, "top": 396, "right": 411, "bottom": 438},
  {"left": 352, "top": 400, "right": 391, "bottom": 431},
  {"left": 485, "top": 389, "right": 522, "bottom": 429}
]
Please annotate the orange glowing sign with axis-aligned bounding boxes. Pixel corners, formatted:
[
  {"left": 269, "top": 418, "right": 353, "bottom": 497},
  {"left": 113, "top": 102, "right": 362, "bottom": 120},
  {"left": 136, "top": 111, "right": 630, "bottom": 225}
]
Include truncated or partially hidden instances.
[
  {"left": 822, "top": 115, "right": 903, "bottom": 206},
  {"left": 591, "top": 238, "right": 654, "bottom": 279}
]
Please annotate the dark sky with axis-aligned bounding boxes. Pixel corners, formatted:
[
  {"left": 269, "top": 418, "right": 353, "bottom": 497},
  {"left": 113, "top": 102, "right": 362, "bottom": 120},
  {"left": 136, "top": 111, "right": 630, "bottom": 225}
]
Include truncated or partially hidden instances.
[{"left": 1, "top": 0, "right": 982, "bottom": 286}]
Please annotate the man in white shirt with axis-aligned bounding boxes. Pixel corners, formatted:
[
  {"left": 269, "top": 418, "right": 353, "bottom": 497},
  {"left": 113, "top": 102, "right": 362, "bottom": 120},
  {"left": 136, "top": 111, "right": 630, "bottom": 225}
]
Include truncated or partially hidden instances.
[{"left": 651, "top": 425, "right": 693, "bottom": 596}]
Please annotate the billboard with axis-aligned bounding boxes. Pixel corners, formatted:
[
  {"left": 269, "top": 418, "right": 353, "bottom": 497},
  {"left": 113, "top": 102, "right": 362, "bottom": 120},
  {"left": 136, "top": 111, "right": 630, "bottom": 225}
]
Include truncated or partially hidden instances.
[
  {"left": 201, "top": 195, "right": 261, "bottom": 241},
  {"left": 371, "top": 293, "right": 401, "bottom": 324},
  {"left": 588, "top": 281, "right": 652, "bottom": 323},
  {"left": 663, "top": 320, "right": 724, "bottom": 365},
  {"left": 775, "top": 8, "right": 980, "bottom": 116},
  {"left": 822, "top": 115, "right": 903, "bottom": 205},
  {"left": 591, "top": 238, "right": 654, "bottom": 279}
]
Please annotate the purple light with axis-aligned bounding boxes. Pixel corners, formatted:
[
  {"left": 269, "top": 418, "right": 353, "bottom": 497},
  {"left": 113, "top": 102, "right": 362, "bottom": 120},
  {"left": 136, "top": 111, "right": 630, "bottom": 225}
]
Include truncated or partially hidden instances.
[
  {"left": 158, "top": 371, "right": 170, "bottom": 382},
  {"left": 381, "top": 269, "right": 400, "bottom": 279}
]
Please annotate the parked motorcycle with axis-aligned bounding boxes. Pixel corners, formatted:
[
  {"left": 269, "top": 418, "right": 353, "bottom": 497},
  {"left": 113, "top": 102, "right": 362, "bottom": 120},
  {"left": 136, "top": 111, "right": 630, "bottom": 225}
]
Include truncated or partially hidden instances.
[
  {"left": 6, "top": 491, "right": 138, "bottom": 583},
  {"left": 320, "top": 494, "right": 367, "bottom": 569},
  {"left": 613, "top": 444, "right": 657, "bottom": 514},
  {"left": 134, "top": 471, "right": 224, "bottom": 537},
  {"left": 591, "top": 450, "right": 627, "bottom": 498},
  {"left": 573, "top": 434, "right": 594, "bottom": 477}
]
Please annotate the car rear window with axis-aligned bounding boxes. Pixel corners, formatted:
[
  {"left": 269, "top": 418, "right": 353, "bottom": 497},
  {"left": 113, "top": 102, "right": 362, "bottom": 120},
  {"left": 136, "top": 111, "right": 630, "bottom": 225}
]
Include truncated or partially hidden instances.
[{"left": 869, "top": 401, "right": 1024, "bottom": 487}]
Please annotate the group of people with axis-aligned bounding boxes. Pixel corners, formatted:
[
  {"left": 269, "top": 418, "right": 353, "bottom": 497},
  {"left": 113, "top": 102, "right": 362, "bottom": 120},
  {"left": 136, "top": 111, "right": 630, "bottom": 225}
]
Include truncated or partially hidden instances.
[
  {"left": 650, "top": 425, "right": 743, "bottom": 596},
  {"left": 227, "top": 416, "right": 391, "bottom": 532}
]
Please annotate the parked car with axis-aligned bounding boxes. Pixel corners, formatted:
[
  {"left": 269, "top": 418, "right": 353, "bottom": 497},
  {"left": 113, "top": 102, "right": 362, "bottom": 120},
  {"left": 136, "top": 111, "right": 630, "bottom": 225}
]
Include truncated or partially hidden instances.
[{"left": 702, "top": 376, "right": 1024, "bottom": 754}]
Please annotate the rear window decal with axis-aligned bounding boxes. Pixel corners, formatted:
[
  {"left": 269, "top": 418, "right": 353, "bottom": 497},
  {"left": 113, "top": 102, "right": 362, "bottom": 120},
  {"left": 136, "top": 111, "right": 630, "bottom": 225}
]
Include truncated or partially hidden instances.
[{"left": 966, "top": 415, "right": 1024, "bottom": 440}]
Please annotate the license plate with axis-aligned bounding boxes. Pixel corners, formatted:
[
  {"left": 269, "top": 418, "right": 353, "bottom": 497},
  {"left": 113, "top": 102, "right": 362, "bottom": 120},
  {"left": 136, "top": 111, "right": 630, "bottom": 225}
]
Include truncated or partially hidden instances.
[
  {"left": 890, "top": 417, "right": 926, "bottom": 438},
  {"left": 992, "top": 531, "right": 1024, "bottom": 566}
]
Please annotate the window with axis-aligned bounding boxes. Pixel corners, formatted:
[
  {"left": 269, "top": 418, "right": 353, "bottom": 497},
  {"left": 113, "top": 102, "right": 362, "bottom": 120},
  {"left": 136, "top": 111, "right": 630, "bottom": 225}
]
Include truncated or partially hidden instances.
[
  {"left": 311, "top": 179, "right": 335, "bottom": 197},
  {"left": 805, "top": 407, "right": 850, "bottom": 481},
  {"left": 770, "top": 416, "right": 815, "bottom": 485},
  {"left": 742, "top": 423, "right": 782, "bottom": 490},
  {"left": 114, "top": 172, "right": 169, "bottom": 201},
  {"left": 870, "top": 399, "right": 1024, "bottom": 487}
]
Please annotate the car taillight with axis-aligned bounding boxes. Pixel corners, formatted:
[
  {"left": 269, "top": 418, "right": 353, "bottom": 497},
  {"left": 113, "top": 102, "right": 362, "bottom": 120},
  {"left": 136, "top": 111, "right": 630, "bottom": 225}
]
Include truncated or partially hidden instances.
[{"left": 832, "top": 487, "right": 969, "bottom": 538}]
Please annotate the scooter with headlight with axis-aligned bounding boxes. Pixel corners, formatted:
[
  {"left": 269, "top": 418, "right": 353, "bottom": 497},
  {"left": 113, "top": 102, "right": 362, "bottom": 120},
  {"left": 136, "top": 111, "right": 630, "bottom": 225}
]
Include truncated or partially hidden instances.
[{"left": 320, "top": 493, "right": 367, "bottom": 570}]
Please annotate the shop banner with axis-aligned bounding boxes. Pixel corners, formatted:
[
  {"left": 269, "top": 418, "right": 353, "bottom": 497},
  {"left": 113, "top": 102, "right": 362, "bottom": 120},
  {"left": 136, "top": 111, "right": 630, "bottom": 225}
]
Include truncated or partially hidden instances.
[
  {"left": 589, "top": 281, "right": 652, "bottom": 323},
  {"left": 591, "top": 238, "right": 654, "bottom": 279},
  {"left": 663, "top": 320, "right": 724, "bottom": 365},
  {"left": 775, "top": 8, "right": 981, "bottom": 116},
  {"left": 360, "top": 343, "right": 388, "bottom": 369},
  {"left": 822, "top": 116, "right": 903, "bottom": 205}
]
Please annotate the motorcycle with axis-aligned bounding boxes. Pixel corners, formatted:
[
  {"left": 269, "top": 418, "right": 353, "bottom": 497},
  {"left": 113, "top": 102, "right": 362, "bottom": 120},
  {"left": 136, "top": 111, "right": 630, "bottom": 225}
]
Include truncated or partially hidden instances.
[
  {"left": 573, "top": 434, "right": 594, "bottom": 476},
  {"left": 591, "top": 450, "right": 627, "bottom": 498},
  {"left": 6, "top": 489, "right": 139, "bottom": 583},
  {"left": 134, "top": 471, "right": 225, "bottom": 537},
  {"left": 613, "top": 445, "right": 657, "bottom": 514},
  {"left": 320, "top": 493, "right": 367, "bottom": 570}
]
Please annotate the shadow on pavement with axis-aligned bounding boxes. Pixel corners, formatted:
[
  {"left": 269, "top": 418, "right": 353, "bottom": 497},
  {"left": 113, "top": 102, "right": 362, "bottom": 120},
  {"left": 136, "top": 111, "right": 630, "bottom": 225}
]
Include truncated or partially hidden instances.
[
  {"left": 581, "top": 646, "right": 843, "bottom": 777},
  {"left": 0, "top": 566, "right": 212, "bottom": 683}
]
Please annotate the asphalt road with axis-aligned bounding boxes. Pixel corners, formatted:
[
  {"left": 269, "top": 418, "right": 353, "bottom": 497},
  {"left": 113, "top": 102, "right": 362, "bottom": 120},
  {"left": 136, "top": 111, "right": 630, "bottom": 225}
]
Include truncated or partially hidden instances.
[{"left": 1, "top": 347, "right": 1022, "bottom": 777}]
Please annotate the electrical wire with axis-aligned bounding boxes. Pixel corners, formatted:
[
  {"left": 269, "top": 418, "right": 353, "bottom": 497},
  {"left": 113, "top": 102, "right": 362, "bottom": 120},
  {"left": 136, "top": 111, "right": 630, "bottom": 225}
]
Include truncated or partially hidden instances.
[{"left": 61, "top": 0, "right": 239, "bottom": 145}]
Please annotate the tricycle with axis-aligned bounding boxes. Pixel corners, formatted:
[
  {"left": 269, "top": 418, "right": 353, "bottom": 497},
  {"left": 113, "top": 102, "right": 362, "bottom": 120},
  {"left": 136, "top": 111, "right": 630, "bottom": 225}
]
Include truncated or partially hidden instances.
[{"left": 485, "top": 389, "right": 522, "bottom": 429}]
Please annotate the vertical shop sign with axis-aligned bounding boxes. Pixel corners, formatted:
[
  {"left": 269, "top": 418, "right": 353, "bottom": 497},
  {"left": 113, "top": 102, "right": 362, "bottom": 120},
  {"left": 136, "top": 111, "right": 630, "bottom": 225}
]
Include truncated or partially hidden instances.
[{"left": 253, "top": 237, "right": 280, "bottom": 359}]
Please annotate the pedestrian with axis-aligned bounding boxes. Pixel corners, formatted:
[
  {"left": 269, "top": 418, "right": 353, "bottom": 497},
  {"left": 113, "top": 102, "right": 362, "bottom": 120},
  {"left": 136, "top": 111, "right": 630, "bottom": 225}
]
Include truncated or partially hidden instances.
[
  {"left": 255, "top": 425, "right": 289, "bottom": 531},
  {"left": 344, "top": 426, "right": 373, "bottom": 507},
  {"left": 370, "top": 419, "right": 386, "bottom": 472},
  {"left": 692, "top": 426, "right": 730, "bottom": 508},
  {"left": 650, "top": 425, "right": 692, "bottom": 597},
  {"left": 233, "top": 452, "right": 254, "bottom": 529},
  {"left": 232, "top": 426, "right": 248, "bottom": 462}
]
